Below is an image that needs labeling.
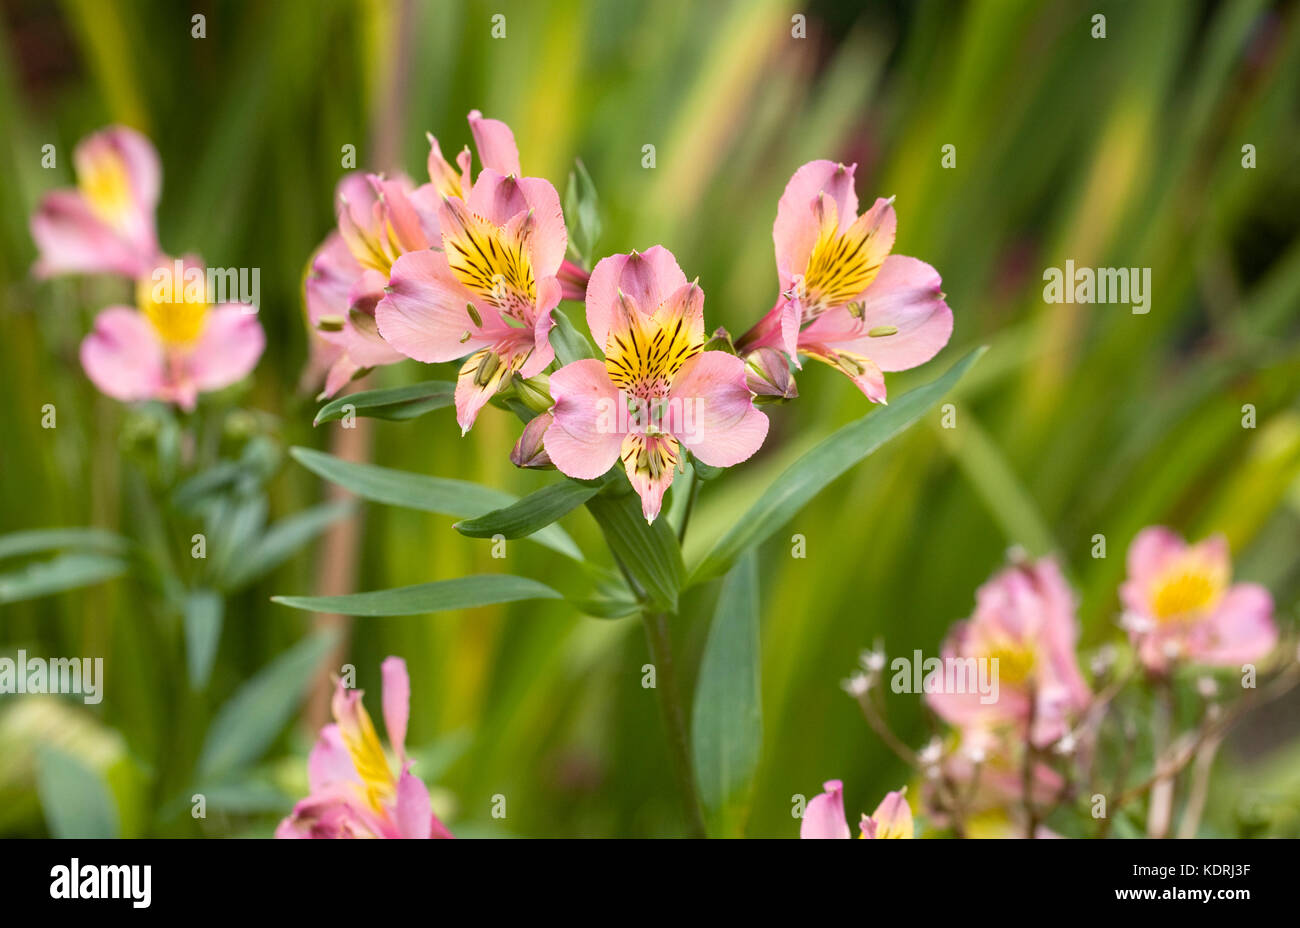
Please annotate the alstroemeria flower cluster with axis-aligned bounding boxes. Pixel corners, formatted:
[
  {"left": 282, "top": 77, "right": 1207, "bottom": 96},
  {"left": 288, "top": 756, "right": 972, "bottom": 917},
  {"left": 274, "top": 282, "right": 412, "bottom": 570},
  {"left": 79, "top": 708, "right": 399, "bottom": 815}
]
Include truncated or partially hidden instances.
[
  {"left": 305, "top": 110, "right": 537, "bottom": 398},
  {"left": 277, "top": 658, "right": 453, "bottom": 839},
  {"left": 542, "top": 248, "right": 770, "bottom": 522},
  {"left": 32, "top": 126, "right": 265, "bottom": 409},
  {"left": 800, "top": 780, "right": 914, "bottom": 839},
  {"left": 737, "top": 160, "right": 953, "bottom": 403},
  {"left": 927, "top": 555, "right": 1091, "bottom": 749}
]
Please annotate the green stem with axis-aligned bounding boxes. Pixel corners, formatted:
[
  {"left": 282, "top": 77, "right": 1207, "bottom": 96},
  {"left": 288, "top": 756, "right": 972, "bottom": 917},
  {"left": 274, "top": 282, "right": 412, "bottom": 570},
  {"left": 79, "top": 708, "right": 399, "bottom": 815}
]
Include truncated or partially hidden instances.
[{"left": 642, "top": 609, "right": 706, "bottom": 837}]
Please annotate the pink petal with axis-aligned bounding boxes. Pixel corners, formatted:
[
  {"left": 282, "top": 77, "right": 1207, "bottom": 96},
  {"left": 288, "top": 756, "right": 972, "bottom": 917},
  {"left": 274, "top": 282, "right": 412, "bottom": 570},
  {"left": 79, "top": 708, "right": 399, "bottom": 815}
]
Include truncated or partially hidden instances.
[
  {"left": 520, "top": 277, "right": 562, "bottom": 379},
  {"left": 1125, "top": 526, "right": 1186, "bottom": 587},
  {"left": 468, "top": 109, "right": 522, "bottom": 177},
  {"left": 800, "top": 779, "right": 851, "bottom": 839},
  {"left": 307, "top": 725, "right": 361, "bottom": 792},
  {"left": 1196, "top": 584, "right": 1277, "bottom": 666},
  {"left": 868, "top": 789, "right": 913, "bottom": 839},
  {"left": 31, "top": 191, "right": 154, "bottom": 278},
  {"left": 393, "top": 768, "right": 434, "bottom": 838},
  {"left": 376, "top": 250, "right": 499, "bottom": 363},
  {"left": 79, "top": 307, "right": 165, "bottom": 402},
  {"left": 544, "top": 359, "right": 624, "bottom": 479},
  {"left": 773, "top": 160, "right": 858, "bottom": 284},
  {"left": 585, "top": 247, "right": 688, "bottom": 351},
  {"left": 186, "top": 305, "right": 265, "bottom": 392},
  {"left": 305, "top": 232, "right": 362, "bottom": 336},
  {"left": 381, "top": 657, "right": 410, "bottom": 761},
  {"left": 464, "top": 172, "right": 567, "bottom": 277},
  {"left": 800, "top": 255, "right": 952, "bottom": 372},
  {"left": 622, "top": 433, "right": 680, "bottom": 523},
  {"left": 667, "top": 351, "right": 769, "bottom": 467},
  {"left": 321, "top": 354, "right": 363, "bottom": 398}
]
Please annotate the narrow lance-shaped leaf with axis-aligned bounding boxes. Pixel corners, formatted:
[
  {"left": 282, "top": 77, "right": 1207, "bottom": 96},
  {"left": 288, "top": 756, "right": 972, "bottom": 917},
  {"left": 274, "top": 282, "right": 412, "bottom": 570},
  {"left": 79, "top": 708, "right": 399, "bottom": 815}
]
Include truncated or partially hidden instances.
[
  {"left": 0, "top": 552, "right": 128, "bottom": 605},
  {"left": 690, "top": 347, "right": 985, "bottom": 584},
  {"left": 289, "top": 447, "right": 582, "bottom": 560},
  {"left": 0, "top": 528, "right": 128, "bottom": 560},
  {"left": 313, "top": 379, "right": 455, "bottom": 426},
  {"left": 222, "top": 500, "right": 355, "bottom": 590},
  {"left": 196, "top": 629, "right": 340, "bottom": 781},
  {"left": 455, "top": 478, "right": 604, "bottom": 540},
  {"left": 691, "top": 551, "right": 762, "bottom": 836},
  {"left": 184, "top": 589, "right": 224, "bottom": 690},
  {"left": 36, "top": 746, "right": 121, "bottom": 839},
  {"left": 585, "top": 490, "right": 685, "bottom": 612},
  {"left": 272, "top": 574, "right": 563, "bottom": 617}
]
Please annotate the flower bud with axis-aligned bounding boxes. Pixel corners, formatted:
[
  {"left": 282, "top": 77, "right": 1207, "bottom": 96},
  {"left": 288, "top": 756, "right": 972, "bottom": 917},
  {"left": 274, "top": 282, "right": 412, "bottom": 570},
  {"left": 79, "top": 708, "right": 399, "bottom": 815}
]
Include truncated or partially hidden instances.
[
  {"left": 744, "top": 347, "right": 798, "bottom": 404},
  {"left": 511, "top": 413, "right": 554, "bottom": 470}
]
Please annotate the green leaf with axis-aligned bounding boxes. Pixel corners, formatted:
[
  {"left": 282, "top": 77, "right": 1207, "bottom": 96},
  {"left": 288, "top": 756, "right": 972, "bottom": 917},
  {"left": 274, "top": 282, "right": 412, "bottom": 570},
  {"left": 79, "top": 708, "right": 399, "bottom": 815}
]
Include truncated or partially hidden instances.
[
  {"left": 564, "top": 157, "right": 602, "bottom": 267},
  {"left": 690, "top": 347, "right": 985, "bottom": 584},
  {"left": 691, "top": 551, "right": 762, "bottom": 836},
  {"left": 184, "top": 589, "right": 223, "bottom": 689},
  {"left": 0, "top": 528, "right": 128, "bottom": 560},
  {"left": 290, "top": 447, "right": 581, "bottom": 559},
  {"left": 36, "top": 746, "right": 120, "bottom": 839},
  {"left": 550, "top": 307, "right": 597, "bottom": 364},
  {"left": 455, "top": 479, "right": 602, "bottom": 539},
  {"left": 585, "top": 491, "right": 685, "bottom": 612},
  {"left": 196, "top": 630, "right": 340, "bottom": 781},
  {"left": 223, "top": 500, "right": 354, "bottom": 590},
  {"left": 271, "top": 574, "right": 562, "bottom": 617},
  {"left": 0, "top": 552, "right": 128, "bottom": 605},
  {"left": 313, "top": 379, "right": 456, "bottom": 426}
]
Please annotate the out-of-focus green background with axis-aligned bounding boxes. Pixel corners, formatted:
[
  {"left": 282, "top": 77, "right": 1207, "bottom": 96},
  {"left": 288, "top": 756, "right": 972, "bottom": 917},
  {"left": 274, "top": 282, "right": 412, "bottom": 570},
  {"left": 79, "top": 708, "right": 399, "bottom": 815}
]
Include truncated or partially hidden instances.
[{"left": 1, "top": 0, "right": 1298, "bottom": 837}]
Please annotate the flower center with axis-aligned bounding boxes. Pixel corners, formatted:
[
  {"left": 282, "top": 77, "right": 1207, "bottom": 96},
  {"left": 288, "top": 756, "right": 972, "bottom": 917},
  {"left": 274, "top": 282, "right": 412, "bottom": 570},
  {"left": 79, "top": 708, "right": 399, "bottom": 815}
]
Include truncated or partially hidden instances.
[
  {"left": 76, "top": 148, "right": 132, "bottom": 226},
  {"left": 137, "top": 273, "right": 208, "bottom": 346},
  {"left": 442, "top": 207, "right": 537, "bottom": 320},
  {"left": 1151, "top": 569, "right": 1220, "bottom": 622},
  {"left": 800, "top": 220, "right": 886, "bottom": 320}
]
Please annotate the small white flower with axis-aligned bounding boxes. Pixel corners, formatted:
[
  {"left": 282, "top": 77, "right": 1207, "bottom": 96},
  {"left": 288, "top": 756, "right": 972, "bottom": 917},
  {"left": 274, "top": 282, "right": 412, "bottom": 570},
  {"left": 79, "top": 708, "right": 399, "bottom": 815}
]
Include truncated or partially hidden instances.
[
  {"left": 918, "top": 737, "right": 943, "bottom": 767},
  {"left": 1054, "top": 731, "right": 1077, "bottom": 756},
  {"left": 859, "top": 648, "right": 886, "bottom": 674},
  {"left": 841, "top": 672, "right": 871, "bottom": 698},
  {"left": 1196, "top": 676, "right": 1218, "bottom": 699},
  {"left": 1120, "top": 611, "right": 1154, "bottom": 635}
]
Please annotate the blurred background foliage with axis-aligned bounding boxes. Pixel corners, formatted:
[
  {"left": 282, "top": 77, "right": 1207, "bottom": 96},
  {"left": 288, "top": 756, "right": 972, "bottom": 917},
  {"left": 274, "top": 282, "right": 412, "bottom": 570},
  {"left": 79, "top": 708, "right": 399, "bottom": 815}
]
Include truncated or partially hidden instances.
[{"left": 1, "top": 0, "right": 1298, "bottom": 837}]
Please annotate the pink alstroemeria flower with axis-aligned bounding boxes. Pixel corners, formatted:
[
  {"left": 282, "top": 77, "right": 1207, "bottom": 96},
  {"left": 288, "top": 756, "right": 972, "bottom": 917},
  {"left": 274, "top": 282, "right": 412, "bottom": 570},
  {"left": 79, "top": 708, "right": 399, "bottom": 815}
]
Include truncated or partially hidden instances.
[
  {"left": 736, "top": 160, "right": 952, "bottom": 402},
  {"left": 277, "top": 657, "right": 453, "bottom": 840},
  {"left": 377, "top": 163, "right": 567, "bottom": 434},
  {"left": 800, "top": 780, "right": 915, "bottom": 839},
  {"left": 79, "top": 256, "right": 263, "bottom": 411},
  {"left": 31, "top": 126, "right": 162, "bottom": 279},
  {"left": 541, "top": 248, "right": 769, "bottom": 522},
  {"left": 926, "top": 556, "right": 1090, "bottom": 748},
  {"left": 1120, "top": 527, "right": 1277, "bottom": 673}
]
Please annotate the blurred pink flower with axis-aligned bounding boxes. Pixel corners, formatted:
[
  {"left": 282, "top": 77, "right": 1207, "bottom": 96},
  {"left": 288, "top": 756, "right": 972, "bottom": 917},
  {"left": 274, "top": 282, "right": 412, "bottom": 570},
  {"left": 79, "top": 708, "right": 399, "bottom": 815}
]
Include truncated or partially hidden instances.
[
  {"left": 926, "top": 556, "right": 1090, "bottom": 748},
  {"left": 800, "top": 780, "right": 914, "bottom": 838},
  {"left": 1120, "top": 527, "right": 1276, "bottom": 673},
  {"left": 541, "top": 248, "right": 769, "bottom": 522},
  {"left": 277, "top": 657, "right": 453, "bottom": 840},
  {"left": 79, "top": 256, "right": 263, "bottom": 411},
  {"left": 736, "top": 160, "right": 952, "bottom": 402},
  {"left": 31, "top": 125, "right": 162, "bottom": 279}
]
